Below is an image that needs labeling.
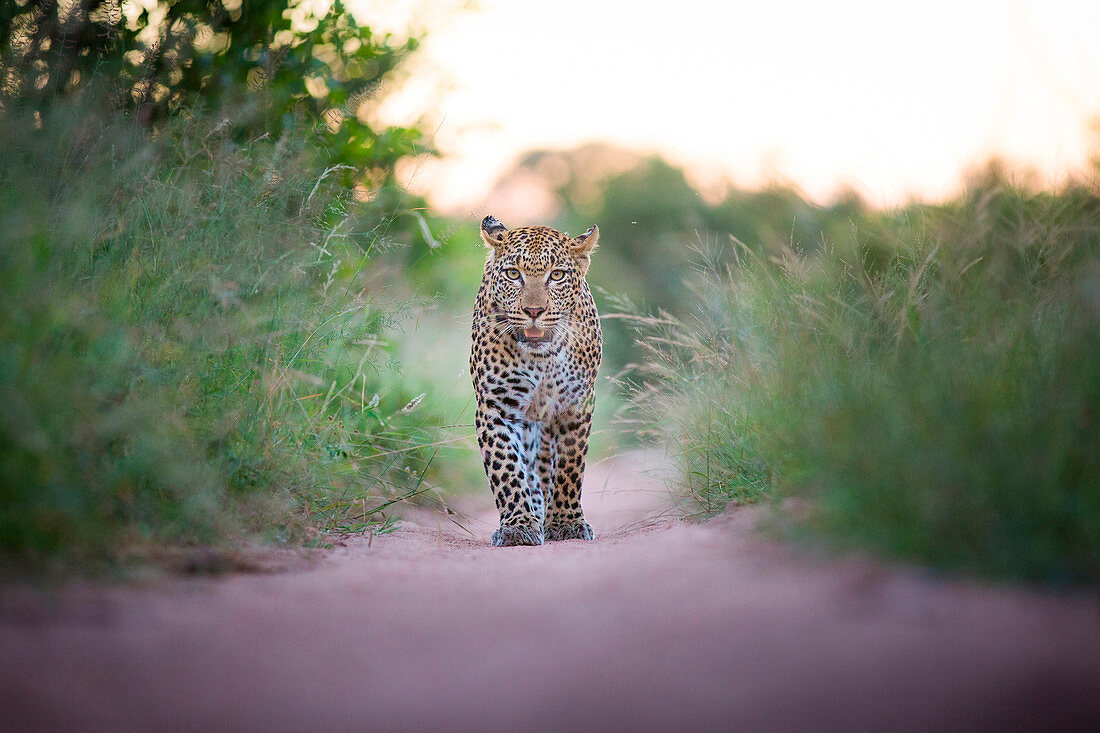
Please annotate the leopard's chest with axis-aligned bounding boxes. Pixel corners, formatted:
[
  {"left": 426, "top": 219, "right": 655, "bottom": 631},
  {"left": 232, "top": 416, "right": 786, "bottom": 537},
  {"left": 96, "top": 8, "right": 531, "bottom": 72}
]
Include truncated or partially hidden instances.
[
  {"left": 503, "top": 354, "right": 587, "bottom": 423},
  {"left": 522, "top": 372, "right": 566, "bottom": 422}
]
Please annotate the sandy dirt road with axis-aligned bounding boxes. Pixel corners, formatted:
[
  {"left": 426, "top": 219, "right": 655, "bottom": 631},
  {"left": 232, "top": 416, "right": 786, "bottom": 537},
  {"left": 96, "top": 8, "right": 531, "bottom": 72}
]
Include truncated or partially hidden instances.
[{"left": 2, "top": 452, "right": 1099, "bottom": 732}]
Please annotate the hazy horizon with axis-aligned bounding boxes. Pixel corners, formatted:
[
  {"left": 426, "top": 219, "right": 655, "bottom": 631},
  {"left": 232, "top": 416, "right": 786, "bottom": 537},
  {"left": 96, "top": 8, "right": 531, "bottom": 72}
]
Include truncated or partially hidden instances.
[{"left": 357, "top": 0, "right": 1100, "bottom": 217}]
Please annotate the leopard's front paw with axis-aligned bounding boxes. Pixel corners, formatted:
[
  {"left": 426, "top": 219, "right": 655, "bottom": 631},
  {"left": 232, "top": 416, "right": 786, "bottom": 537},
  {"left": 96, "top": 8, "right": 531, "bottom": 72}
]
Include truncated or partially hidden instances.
[
  {"left": 491, "top": 524, "right": 544, "bottom": 547},
  {"left": 544, "top": 520, "right": 594, "bottom": 542}
]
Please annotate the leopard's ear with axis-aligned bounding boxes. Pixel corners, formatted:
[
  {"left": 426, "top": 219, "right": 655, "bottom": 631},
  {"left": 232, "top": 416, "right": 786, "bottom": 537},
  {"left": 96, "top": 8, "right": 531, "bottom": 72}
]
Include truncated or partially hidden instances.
[
  {"left": 480, "top": 215, "right": 507, "bottom": 248},
  {"left": 569, "top": 225, "right": 598, "bottom": 275},
  {"left": 571, "top": 225, "right": 599, "bottom": 256},
  {"left": 571, "top": 225, "right": 599, "bottom": 255}
]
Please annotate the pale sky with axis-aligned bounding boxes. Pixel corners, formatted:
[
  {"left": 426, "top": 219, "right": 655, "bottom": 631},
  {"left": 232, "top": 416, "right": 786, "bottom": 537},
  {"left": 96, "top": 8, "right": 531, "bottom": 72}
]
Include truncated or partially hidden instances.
[{"left": 357, "top": 0, "right": 1100, "bottom": 213}]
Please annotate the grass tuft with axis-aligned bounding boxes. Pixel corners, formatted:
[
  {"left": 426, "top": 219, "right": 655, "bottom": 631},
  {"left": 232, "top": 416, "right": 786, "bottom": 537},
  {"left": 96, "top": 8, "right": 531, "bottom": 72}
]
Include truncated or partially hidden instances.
[{"left": 633, "top": 177, "right": 1100, "bottom": 584}]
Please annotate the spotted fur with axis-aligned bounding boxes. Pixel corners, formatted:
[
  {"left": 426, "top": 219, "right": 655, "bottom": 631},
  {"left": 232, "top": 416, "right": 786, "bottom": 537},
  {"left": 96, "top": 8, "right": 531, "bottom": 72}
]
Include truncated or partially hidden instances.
[{"left": 470, "top": 216, "right": 602, "bottom": 546}]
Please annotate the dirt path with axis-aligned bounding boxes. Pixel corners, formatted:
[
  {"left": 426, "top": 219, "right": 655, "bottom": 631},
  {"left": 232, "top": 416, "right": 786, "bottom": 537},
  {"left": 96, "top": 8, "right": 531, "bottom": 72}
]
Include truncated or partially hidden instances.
[{"left": 2, "top": 453, "right": 1099, "bottom": 732}]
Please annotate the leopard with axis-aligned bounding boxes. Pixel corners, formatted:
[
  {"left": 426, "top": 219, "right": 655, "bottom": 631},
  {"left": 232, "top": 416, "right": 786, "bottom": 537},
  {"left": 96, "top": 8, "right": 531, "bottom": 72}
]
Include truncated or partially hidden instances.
[{"left": 470, "top": 215, "right": 602, "bottom": 547}]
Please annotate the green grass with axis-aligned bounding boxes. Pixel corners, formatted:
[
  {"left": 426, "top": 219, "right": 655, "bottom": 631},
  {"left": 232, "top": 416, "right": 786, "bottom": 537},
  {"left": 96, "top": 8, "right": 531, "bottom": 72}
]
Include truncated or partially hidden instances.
[
  {"left": 0, "top": 93, "right": 448, "bottom": 569},
  {"left": 635, "top": 175, "right": 1100, "bottom": 584}
]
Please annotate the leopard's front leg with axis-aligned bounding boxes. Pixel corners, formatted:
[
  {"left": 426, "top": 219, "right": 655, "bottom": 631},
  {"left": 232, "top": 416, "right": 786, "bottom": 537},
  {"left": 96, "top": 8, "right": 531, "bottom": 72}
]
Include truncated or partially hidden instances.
[
  {"left": 543, "top": 408, "right": 595, "bottom": 541},
  {"left": 474, "top": 403, "right": 543, "bottom": 546},
  {"left": 526, "top": 421, "right": 546, "bottom": 525}
]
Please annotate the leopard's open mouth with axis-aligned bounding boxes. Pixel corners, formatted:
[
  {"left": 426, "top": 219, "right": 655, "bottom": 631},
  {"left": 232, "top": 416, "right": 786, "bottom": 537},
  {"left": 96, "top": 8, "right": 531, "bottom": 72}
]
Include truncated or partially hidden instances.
[{"left": 520, "top": 326, "right": 550, "bottom": 343}]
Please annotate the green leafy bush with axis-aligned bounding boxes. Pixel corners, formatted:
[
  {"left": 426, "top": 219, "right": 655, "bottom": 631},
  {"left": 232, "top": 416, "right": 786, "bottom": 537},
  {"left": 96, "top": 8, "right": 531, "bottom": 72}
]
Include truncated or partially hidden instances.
[
  {"left": 0, "top": 94, "right": 442, "bottom": 567},
  {"left": 1, "top": 0, "right": 428, "bottom": 174}
]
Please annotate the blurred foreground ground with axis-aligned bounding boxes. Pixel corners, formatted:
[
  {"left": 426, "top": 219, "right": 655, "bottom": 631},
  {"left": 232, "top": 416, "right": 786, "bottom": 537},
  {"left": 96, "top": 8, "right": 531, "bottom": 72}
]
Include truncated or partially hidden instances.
[{"left": 2, "top": 452, "right": 1099, "bottom": 732}]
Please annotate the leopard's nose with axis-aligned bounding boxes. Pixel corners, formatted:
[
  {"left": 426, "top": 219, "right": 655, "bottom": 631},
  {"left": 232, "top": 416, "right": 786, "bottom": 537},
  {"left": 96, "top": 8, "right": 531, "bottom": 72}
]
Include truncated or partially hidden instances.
[{"left": 522, "top": 306, "right": 545, "bottom": 320}]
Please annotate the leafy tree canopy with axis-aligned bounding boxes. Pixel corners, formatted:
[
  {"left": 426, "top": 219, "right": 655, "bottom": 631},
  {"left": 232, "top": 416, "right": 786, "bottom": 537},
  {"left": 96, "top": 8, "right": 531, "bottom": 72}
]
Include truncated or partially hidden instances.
[{"left": 1, "top": 0, "right": 431, "bottom": 176}]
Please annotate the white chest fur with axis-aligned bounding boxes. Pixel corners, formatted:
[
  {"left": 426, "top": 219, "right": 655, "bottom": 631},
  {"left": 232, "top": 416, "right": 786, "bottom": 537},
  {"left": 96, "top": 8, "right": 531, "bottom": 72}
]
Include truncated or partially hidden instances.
[{"left": 518, "top": 350, "right": 580, "bottom": 423}]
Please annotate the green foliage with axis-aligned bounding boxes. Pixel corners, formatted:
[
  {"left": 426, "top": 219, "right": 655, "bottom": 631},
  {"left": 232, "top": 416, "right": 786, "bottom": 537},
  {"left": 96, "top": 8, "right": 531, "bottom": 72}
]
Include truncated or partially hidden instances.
[
  {"left": 0, "top": 94, "right": 443, "bottom": 567},
  {"left": 634, "top": 175, "right": 1100, "bottom": 584},
  {"left": 586, "top": 159, "right": 870, "bottom": 319},
  {"left": 0, "top": 0, "right": 428, "bottom": 173}
]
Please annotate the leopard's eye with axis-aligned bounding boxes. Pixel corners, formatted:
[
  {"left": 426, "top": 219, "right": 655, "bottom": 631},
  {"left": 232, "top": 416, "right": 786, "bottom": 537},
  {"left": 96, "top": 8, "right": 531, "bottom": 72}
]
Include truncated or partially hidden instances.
[
  {"left": 548, "top": 269, "right": 566, "bottom": 282},
  {"left": 504, "top": 267, "right": 522, "bottom": 281}
]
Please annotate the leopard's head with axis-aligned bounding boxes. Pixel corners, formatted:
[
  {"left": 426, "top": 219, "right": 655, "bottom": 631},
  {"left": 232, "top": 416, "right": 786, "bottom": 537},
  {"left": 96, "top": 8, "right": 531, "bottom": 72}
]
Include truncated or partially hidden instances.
[{"left": 479, "top": 215, "right": 598, "bottom": 349}]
